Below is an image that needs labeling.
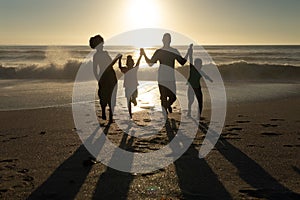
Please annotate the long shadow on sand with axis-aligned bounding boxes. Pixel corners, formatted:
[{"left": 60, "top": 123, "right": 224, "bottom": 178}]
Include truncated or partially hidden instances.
[
  {"left": 27, "top": 116, "right": 300, "bottom": 199},
  {"left": 166, "top": 119, "right": 232, "bottom": 200},
  {"left": 27, "top": 120, "right": 138, "bottom": 200},
  {"left": 199, "top": 122, "right": 300, "bottom": 200},
  {"left": 27, "top": 125, "right": 108, "bottom": 200},
  {"left": 92, "top": 126, "right": 135, "bottom": 200}
]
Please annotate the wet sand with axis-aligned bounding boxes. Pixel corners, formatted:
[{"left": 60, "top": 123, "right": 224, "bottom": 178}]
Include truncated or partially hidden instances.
[{"left": 0, "top": 97, "right": 300, "bottom": 199}]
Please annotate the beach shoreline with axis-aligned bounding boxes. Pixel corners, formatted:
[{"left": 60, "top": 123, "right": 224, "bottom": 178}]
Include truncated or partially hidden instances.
[{"left": 0, "top": 95, "right": 299, "bottom": 199}]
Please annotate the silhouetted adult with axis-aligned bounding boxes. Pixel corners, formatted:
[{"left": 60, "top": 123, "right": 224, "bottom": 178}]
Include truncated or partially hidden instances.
[
  {"left": 89, "top": 34, "right": 121, "bottom": 123},
  {"left": 141, "top": 33, "right": 190, "bottom": 116}
]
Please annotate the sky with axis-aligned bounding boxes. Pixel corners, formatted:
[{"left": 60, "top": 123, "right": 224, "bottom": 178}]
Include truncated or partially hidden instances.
[{"left": 0, "top": 0, "right": 299, "bottom": 45}]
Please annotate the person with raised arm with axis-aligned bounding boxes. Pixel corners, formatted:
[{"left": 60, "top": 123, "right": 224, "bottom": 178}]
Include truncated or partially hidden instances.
[
  {"left": 118, "top": 50, "right": 142, "bottom": 119},
  {"left": 187, "top": 44, "right": 213, "bottom": 119},
  {"left": 89, "top": 34, "right": 121, "bottom": 123},
  {"left": 141, "top": 33, "right": 190, "bottom": 118}
]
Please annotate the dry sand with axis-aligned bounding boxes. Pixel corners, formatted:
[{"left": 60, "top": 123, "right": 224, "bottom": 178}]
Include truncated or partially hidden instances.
[{"left": 0, "top": 97, "right": 299, "bottom": 200}]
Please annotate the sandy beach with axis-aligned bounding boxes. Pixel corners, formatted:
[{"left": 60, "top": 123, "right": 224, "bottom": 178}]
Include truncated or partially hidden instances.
[
  {"left": 0, "top": 93, "right": 299, "bottom": 200},
  {"left": 1, "top": 0, "right": 300, "bottom": 198}
]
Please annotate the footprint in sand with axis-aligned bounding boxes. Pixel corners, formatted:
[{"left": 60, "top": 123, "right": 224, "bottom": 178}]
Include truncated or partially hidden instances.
[
  {"left": 2, "top": 135, "right": 28, "bottom": 143},
  {"left": 143, "top": 119, "right": 151, "bottom": 122},
  {"left": 17, "top": 169, "right": 29, "bottom": 174},
  {"left": 0, "top": 159, "right": 34, "bottom": 194},
  {"left": 227, "top": 127, "right": 243, "bottom": 131},
  {"left": 261, "top": 132, "right": 282, "bottom": 136},
  {"left": 247, "top": 144, "right": 265, "bottom": 148},
  {"left": 283, "top": 144, "right": 293, "bottom": 147},
  {"left": 223, "top": 132, "right": 239, "bottom": 136},
  {"left": 145, "top": 146, "right": 160, "bottom": 151},
  {"left": 237, "top": 114, "right": 248, "bottom": 117},
  {"left": 292, "top": 166, "right": 300, "bottom": 175},
  {"left": 236, "top": 120, "right": 250, "bottom": 124},
  {"left": 0, "top": 159, "right": 18, "bottom": 163},
  {"left": 222, "top": 136, "right": 242, "bottom": 140},
  {"left": 39, "top": 131, "right": 46, "bottom": 135},
  {"left": 270, "top": 118, "right": 285, "bottom": 122},
  {"left": 0, "top": 159, "right": 18, "bottom": 175},
  {"left": 284, "top": 144, "right": 300, "bottom": 148},
  {"left": 222, "top": 132, "right": 241, "bottom": 140},
  {"left": 225, "top": 124, "right": 236, "bottom": 127},
  {"left": 23, "top": 175, "right": 34, "bottom": 182},
  {"left": 261, "top": 123, "right": 278, "bottom": 128},
  {"left": 149, "top": 137, "right": 165, "bottom": 145}
]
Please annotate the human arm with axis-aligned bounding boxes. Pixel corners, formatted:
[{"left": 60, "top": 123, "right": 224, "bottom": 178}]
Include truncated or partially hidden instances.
[
  {"left": 201, "top": 70, "right": 213, "bottom": 83},
  {"left": 188, "top": 44, "right": 193, "bottom": 65},
  {"left": 118, "top": 55, "right": 127, "bottom": 73},
  {"left": 93, "top": 56, "right": 100, "bottom": 80},
  {"left": 93, "top": 53, "right": 122, "bottom": 80},
  {"left": 109, "top": 53, "right": 122, "bottom": 69},
  {"left": 118, "top": 54, "right": 132, "bottom": 74},
  {"left": 175, "top": 44, "right": 193, "bottom": 66},
  {"left": 141, "top": 48, "right": 156, "bottom": 67},
  {"left": 118, "top": 54, "right": 123, "bottom": 69},
  {"left": 175, "top": 49, "right": 188, "bottom": 66},
  {"left": 135, "top": 49, "right": 143, "bottom": 68}
]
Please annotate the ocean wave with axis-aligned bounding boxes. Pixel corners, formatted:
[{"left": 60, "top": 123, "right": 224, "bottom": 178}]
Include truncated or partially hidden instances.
[
  {"left": 0, "top": 54, "right": 46, "bottom": 61},
  {"left": 0, "top": 50, "right": 45, "bottom": 54},
  {"left": 217, "top": 61, "right": 300, "bottom": 81},
  {"left": 0, "top": 60, "right": 299, "bottom": 82},
  {"left": 0, "top": 60, "right": 82, "bottom": 80},
  {"left": 0, "top": 49, "right": 46, "bottom": 61},
  {"left": 217, "top": 60, "right": 300, "bottom": 67}
]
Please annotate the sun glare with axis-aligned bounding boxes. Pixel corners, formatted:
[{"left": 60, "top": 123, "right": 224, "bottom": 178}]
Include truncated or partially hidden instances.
[
  {"left": 127, "top": 0, "right": 160, "bottom": 29},
  {"left": 132, "top": 48, "right": 156, "bottom": 67}
]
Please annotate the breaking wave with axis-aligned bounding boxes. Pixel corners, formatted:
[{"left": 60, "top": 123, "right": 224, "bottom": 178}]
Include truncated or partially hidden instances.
[
  {"left": 218, "top": 61, "right": 300, "bottom": 81},
  {"left": 0, "top": 60, "right": 299, "bottom": 82},
  {"left": 0, "top": 60, "right": 82, "bottom": 80}
]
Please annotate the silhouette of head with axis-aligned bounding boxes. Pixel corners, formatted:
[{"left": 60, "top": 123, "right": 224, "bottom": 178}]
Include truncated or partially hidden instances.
[
  {"left": 162, "top": 33, "right": 171, "bottom": 47},
  {"left": 89, "top": 35, "right": 104, "bottom": 49},
  {"left": 126, "top": 55, "right": 135, "bottom": 68},
  {"left": 195, "top": 58, "right": 203, "bottom": 68}
]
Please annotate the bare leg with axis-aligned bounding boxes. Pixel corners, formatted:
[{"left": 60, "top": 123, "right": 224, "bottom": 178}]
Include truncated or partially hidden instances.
[
  {"left": 131, "top": 91, "right": 138, "bottom": 106},
  {"left": 98, "top": 86, "right": 107, "bottom": 120},
  {"left": 159, "top": 84, "right": 169, "bottom": 116},
  {"left": 101, "top": 105, "right": 106, "bottom": 120},
  {"left": 108, "top": 84, "right": 117, "bottom": 123},
  {"left": 194, "top": 87, "right": 203, "bottom": 119},
  {"left": 108, "top": 103, "right": 113, "bottom": 123},
  {"left": 164, "top": 84, "right": 176, "bottom": 114},
  {"left": 127, "top": 97, "right": 132, "bottom": 119},
  {"left": 187, "top": 85, "right": 194, "bottom": 116}
]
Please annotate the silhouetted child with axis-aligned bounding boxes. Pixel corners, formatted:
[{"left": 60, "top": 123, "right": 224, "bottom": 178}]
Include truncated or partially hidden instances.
[
  {"left": 187, "top": 44, "right": 212, "bottom": 119},
  {"left": 118, "top": 52, "right": 142, "bottom": 118}
]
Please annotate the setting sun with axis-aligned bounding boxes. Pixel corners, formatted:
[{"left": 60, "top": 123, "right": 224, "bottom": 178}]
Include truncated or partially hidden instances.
[
  {"left": 126, "top": 0, "right": 161, "bottom": 29},
  {"left": 1, "top": 0, "right": 300, "bottom": 199}
]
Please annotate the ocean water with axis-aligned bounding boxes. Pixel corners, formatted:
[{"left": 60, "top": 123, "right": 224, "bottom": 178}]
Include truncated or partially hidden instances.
[
  {"left": 0, "top": 45, "right": 299, "bottom": 111},
  {"left": 1, "top": 45, "right": 300, "bottom": 68}
]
